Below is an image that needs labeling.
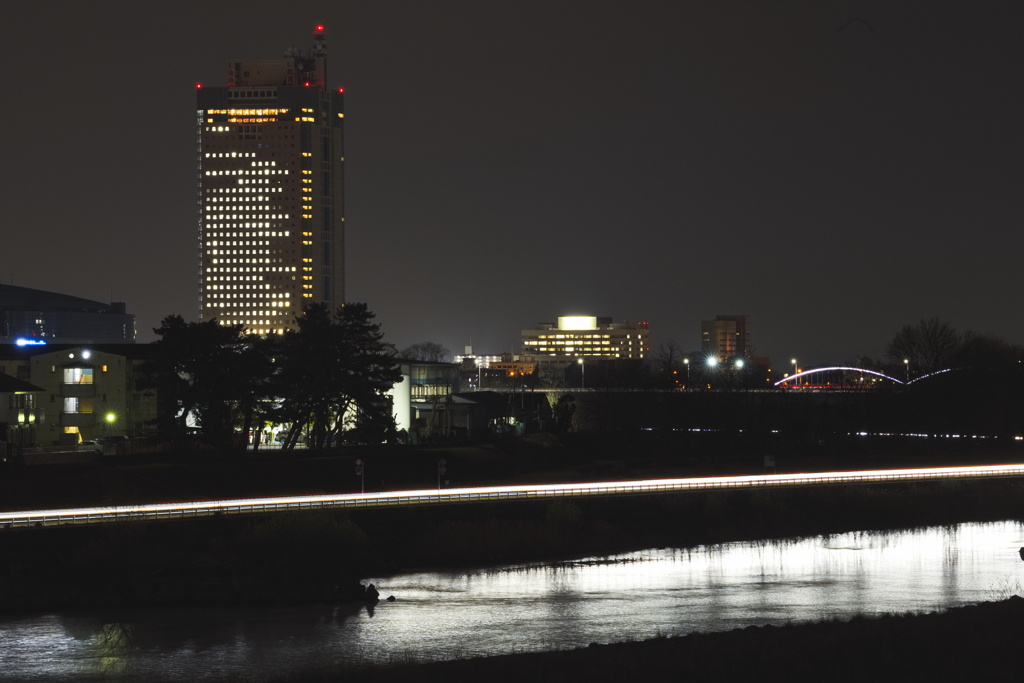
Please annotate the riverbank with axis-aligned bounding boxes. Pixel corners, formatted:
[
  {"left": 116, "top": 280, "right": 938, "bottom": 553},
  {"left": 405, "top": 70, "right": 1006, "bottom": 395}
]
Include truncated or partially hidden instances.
[
  {"left": 264, "top": 596, "right": 1024, "bottom": 682},
  {"left": 2, "top": 477, "right": 1023, "bottom": 613}
]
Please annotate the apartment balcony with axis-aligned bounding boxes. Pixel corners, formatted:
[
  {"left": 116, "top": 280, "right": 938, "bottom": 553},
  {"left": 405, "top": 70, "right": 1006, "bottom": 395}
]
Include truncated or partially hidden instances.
[
  {"left": 60, "top": 413, "right": 95, "bottom": 428},
  {"left": 61, "top": 383, "right": 96, "bottom": 399}
]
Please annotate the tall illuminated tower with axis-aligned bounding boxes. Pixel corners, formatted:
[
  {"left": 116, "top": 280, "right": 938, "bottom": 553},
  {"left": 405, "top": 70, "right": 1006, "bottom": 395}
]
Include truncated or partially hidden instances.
[{"left": 195, "top": 25, "right": 344, "bottom": 333}]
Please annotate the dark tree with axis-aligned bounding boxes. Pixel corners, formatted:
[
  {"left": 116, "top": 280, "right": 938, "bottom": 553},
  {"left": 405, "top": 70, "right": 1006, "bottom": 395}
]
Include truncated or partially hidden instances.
[
  {"left": 400, "top": 341, "right": 451, "bottom": 362},
  {"left": 653, "top": 339, "right": 684, "bottom": 387},
  {"left": 952, "top": 332, "right": 1024, "bottom": 374},
  {"left": 234, "top": 333, "right": 280, "bottom": 452},
  {"left": 141, "top": 315, "right": 246, "bottom": 447},
  {"left": 885, "top": 317, "right": 962, "bottom": 376},
  {"left": 276, "top": 303, "right": 402, "bottom": 450},
  {"left": 552, "top": 393, "right": 576, "bottom": 432}
]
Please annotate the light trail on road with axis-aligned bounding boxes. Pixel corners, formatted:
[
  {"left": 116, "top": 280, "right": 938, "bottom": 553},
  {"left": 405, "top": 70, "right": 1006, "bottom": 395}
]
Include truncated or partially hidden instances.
[{"left": 3, "top": 463, "right": 1024, "bottom": 530}]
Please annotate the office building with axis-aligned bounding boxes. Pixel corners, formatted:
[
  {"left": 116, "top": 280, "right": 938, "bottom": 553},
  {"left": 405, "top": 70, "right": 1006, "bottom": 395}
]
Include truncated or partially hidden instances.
[
  {"left": 701, "top": 314, "right": 752, "bottom": 361},
  {"left": 522, "top": 316, "right": 650, "bottom": 361},
  {"left": 1, "top": 285, "right": 135, "bottom": 344},
  {"left": 196, "top": 25, "right": 345, "bottom": 334}
]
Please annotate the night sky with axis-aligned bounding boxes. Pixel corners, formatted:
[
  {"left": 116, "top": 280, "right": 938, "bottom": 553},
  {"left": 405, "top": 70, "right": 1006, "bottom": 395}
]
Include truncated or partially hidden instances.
[{"left": 3, "top": 1, "right": 1022, "bottom": 365}]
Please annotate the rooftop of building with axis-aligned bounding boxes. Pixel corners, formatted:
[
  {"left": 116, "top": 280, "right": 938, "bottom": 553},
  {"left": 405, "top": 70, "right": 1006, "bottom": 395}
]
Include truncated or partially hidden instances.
[
  {"left": 0, "top": 373, "right": 44, "bottom": 393},
  {"left": 528, "top": 316, "right": 650, "bottom": 332},
  {"left": 0, "top": 343, "right": 156, "bottom": 360},
  {"left": 0, "top": 285, "right": 127, "bottom": 315}
]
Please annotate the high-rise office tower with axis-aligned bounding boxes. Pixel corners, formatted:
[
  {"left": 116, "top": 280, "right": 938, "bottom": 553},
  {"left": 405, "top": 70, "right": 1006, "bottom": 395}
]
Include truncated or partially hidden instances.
[{"left": 196, "top": 25, "right": 344, "bottom": 333}]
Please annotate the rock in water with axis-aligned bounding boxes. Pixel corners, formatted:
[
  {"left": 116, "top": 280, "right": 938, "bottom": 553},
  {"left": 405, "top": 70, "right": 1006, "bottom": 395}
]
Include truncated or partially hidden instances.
[
  {"left": 364, "top": 583, "right": 381, "bottom": 601},
  {"left": 1019, "top": 547, "right": 1024, "bottom": 561},
  {"left": 386, "top": 595, "right": 396, "bottom": 602}
]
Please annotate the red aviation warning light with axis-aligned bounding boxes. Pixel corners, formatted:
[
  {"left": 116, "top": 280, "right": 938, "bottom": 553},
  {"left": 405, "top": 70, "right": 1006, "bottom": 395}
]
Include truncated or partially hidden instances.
[
  {"left": 338, "top": 88, "right": 344, "bottom": 93},
  {"left": 196, "top": 84, "right": 202, "bottom": 88},
  {"left": 312, "top": 24, "right": 327, "bottom": 61}
]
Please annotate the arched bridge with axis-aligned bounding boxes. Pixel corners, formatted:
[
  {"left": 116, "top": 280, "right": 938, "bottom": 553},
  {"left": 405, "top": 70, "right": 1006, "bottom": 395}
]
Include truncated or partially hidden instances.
[{"left": 774, "top": 366, "right": 956, "bottom": 387}]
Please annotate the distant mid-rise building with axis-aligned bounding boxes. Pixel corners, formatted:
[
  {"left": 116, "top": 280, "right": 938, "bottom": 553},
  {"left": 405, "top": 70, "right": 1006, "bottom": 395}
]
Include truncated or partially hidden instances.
[
  {"left": 453, "top": 345, "right": 502, "bottom": 369},
  {"left": 387, "top": 359, "right": 460, "bottom": 433},
  {"left": 701, "top": 314, "right": 752, "bottom": 361},
  {"left": 0, "top": 285, "right": 135, "bottom": 345},
  {"left": 522, "top": 316, "right": 650, "bottom": 362},
  {"left": 196, "top": 25, "right": 345, "bottom": 335},
  {"left": 490, "top": 359, "right": 538, "bottom": 376},
  {"left": 0, "top": 343, "right": 158, "bottom": 445}
]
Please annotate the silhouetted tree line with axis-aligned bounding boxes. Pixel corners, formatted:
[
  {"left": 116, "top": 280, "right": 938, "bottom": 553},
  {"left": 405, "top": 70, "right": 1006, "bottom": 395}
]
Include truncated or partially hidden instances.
[
  {"left": 882, "top": 317, "right": 1024, "bottom": 377},
  {"left": 139, "top": 303, "right": 401, "bottom": 450},
  {"left": 399, "top": 341, "right": 451, "bottom": 362}
]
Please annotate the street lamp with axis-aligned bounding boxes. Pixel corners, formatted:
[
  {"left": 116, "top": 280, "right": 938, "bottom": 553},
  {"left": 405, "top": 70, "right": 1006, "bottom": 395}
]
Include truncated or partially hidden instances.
[
  {"left": 904, "top": 359, "right": 909, "bottom": 383},
  {"left": 735, "top": 359, "right": 744, "bottom": 369},
  {"left": 683, "top": 357, "right": 690, "bottom": 389},
  {"left": 791, "top": 359, "right": 797, "bottom": 386},
  {"left": 578, "top": 358, "right": 585, "bottom": 389}
]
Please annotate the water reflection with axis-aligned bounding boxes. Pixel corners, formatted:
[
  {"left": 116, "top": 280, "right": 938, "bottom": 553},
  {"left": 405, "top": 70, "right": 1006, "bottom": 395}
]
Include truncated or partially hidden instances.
[{"left": 2, "top": 521, "right": 1023, "bottom": 681}]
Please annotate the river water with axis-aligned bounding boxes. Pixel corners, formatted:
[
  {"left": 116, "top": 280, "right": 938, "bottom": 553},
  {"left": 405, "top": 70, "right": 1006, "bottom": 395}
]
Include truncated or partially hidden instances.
[{"left": 3, "top": 520, "right": 1024, "bottom": 681}]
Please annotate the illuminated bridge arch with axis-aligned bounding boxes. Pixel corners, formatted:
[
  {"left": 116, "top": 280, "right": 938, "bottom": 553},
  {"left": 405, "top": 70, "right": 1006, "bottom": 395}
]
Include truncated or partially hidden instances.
[
  {"left": 907, "top": 368, "right": 957, "bottom": 384},
  {"left": 774, "top": 366, "right": 904, "bottom": 387}
]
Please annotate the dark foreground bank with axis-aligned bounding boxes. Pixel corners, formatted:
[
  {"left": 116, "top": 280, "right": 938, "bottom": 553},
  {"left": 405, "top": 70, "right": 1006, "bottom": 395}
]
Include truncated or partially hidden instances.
[{"left": 258, "top": 596, "right": 1024, "bottom": 683}]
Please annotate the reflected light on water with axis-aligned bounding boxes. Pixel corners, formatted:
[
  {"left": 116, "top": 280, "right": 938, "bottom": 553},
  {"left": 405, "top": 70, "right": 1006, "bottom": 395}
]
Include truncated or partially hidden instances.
[{"left": 2, "top": 521, "right": 1023, "bottom": 681}]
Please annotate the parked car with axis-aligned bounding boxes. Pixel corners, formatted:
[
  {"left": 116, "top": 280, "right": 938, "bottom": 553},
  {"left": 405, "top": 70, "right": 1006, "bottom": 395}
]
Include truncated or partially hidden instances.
[{"left": 78, "top": 440, "right": 104, "bottom": 455}]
